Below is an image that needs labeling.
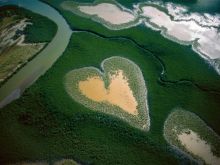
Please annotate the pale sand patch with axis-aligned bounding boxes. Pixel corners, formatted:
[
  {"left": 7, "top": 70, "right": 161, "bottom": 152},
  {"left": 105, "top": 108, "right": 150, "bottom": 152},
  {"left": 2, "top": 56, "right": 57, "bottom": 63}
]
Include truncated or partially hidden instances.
[
  {"left": 78, "top": 3, "right": 136, "bottom": 25},
  {"left": 79, "top": 70, "right": 138, "bottom": 115},
  {"left": 178, "top": 130, "right": 220, "bottom": 165},
  {"left": 140, "top": 6, "right": 220, "bottom": 60},
  {"left": 0, "top": 18, "right": 32, "bottom": 53},
  {"left": 0, "top": 17, "right": 45, "bottom": 83},
  {"left": 64, "top": 56, "right": 150, "bottom": 130},
  {"left": 54, "top": 159, "right": 79, "bottom": 165}
]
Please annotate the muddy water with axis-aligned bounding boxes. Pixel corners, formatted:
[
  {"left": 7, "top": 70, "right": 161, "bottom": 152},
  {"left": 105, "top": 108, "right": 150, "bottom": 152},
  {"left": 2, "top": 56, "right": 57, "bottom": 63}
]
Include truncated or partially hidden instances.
[
  {"left": 0, "top": 0, "right": 72, "bottom": 108},
  {"left": 79, "top": 70, "right": 138, "bottom": 115}
]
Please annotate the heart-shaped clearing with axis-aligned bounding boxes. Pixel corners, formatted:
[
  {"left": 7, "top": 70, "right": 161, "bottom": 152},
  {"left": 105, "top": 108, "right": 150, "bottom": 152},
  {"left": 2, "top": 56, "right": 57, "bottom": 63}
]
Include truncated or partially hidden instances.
[
  {"left": 64, "top": 56, "right": 150, "bottom": 131},
  {"left": 79, "top": 70, "right": 138, "bottom": 115}
]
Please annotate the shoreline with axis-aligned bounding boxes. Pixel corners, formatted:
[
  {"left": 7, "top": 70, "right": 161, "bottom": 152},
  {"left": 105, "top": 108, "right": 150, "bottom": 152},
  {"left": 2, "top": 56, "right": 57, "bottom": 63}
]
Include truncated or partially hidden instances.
[{"left": 0, "top": 0, "right": 72, "bottom": 109}]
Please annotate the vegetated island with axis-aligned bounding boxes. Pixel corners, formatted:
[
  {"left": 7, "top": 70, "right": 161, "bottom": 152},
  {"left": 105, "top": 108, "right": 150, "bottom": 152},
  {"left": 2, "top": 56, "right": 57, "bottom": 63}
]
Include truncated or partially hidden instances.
[
  {"left": 65, "top": 56, "right": 150, "bottom": 131},
  {"left": 1, "top": 0, "right": 220, "bottom": 164},
  {"left": 164, "top": 109, "right": 220, "bottom": 165},
  {"left": 0, "top": 6, "right": 57, "bottom": 86}
]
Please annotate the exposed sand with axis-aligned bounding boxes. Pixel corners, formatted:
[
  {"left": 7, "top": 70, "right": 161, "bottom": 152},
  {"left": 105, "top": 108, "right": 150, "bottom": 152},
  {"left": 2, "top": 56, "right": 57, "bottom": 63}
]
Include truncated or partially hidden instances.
[
  {"left": 0, "top": 17, "right": 45, "bottom": 84},
  {"left": 140, "top": 5, "right": 220, "bottom": 60},
  {"left": 54, "top": 159, "right": 79, "bottom": 165},
  {"left": 178, "top": 130, "right": 220, "bottom": 165},
  {"left": 65, "top": 57, "right": 150, "bottom": 130},
  {"left": 78, "top": 3, "right": 136, "bottom": 25},
  {"left": 79, "top": 70, "right": 138, "bottom": 115},
  {"left": 0, "top": 18, "right": 32, "bottom": 53}
]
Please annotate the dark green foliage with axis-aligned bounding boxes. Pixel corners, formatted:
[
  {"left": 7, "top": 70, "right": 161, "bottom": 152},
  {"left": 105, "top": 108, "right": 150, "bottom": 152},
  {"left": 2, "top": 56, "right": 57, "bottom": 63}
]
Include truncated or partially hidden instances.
[
  {"left": 0, "top": 32, "right": 181, "bottom": 165},
  {"left": 1, "top": 30, "right": 219, "bottom": 164},
  {"left": 22, "top": 10, "right": 57, "bottom": 43},
  {"left": 0, "top": 1, "right": 220, "bottom": 164},
  {"left": 42, "top": 0, "right": 220, "bottom": 90}
]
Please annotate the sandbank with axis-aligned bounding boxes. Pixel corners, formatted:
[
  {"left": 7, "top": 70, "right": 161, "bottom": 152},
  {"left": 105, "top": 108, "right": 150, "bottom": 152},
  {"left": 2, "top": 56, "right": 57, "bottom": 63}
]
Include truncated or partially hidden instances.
[
  {"left": 79, "top": 70, "right": 138, "bottom": 115},
  {"left": 164, "top": 109, "right": 220, "bottom": 164},
  {"left": 61, "top": 1, "right": 139, "bottom": 30},
  {"left": 78, "top": 3, "right": 136, "bottom": 25},
  {"left": 178, "top": 130, "right": 220, "bottom": 165}
]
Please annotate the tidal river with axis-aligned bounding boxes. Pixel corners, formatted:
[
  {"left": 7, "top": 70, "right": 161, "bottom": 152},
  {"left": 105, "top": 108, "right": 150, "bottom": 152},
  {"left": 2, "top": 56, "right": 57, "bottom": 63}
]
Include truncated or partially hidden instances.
[{"left": 0, "top": 0, "right": 72, "bottom": 108}]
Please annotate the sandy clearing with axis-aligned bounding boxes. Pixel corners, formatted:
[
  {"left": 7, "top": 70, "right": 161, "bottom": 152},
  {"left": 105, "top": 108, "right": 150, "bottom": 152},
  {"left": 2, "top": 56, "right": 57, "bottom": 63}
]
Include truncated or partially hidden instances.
[
  {"left": 140, "top": 6, "right": 220, "bottom": 60},
  {"left": 0, "top": 16, "right": 45, "bottom": 84},
  {"left": 64, "top": 56, "right": 150, "bottom": 130},
  {"left": 0, "top": 18, "right": 32, "bottom": 53},
  {"left": 78, "top": 3, "right": 136, "bottom": 25},
  {"left": 178, "top": 130, "right": 220, "bottom": 165},
  {"left": 79, "top": 70, "right": 138, "bottom": 115},
  {"left": 54, "top": 159, "right": 79, "bottom": 165}
]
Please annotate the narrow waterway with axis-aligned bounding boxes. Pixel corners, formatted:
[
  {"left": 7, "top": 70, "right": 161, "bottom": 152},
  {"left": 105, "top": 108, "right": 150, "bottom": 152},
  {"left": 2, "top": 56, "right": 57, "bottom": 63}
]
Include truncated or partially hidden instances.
[{"left": 0, "top": 0, "right": 72, "bottom": 108}]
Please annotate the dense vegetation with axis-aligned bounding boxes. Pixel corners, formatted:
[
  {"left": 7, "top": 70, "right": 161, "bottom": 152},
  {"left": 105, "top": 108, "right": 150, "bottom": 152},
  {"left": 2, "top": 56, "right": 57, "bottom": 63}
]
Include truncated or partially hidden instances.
[
  {"left": 43, "top": 0, "right": 220, "bottom": 90},
  {"left": 64, "top": 57, "right": 149, "bottom": 131},
  {"left": 42, "top": 0, "right": 220, "bottom": 129},
  {"left": 0, "top": 33, "right": 182, "bottom": 164},
  {"left": 164, "top": 109, "right": 220, "bottom": 159},
  {"left": 1, "top": 30, "right": 219, "bottom": 164},
  {"left": 0, "top": 0, "right": 220, "bottom": 164}
]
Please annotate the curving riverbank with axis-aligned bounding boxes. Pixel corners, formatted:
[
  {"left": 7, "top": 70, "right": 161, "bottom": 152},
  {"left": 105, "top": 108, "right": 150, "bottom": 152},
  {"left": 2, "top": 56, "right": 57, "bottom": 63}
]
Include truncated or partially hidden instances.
[{"left": 0, "top": 0, "right": 72, "bottom": 108}]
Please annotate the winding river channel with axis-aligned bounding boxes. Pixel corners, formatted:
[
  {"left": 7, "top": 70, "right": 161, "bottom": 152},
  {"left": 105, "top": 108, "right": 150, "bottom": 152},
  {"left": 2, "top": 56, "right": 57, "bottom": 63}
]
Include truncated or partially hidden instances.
[{"left": 0, "top": 0, "right": 72, "bottom": 108}]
